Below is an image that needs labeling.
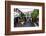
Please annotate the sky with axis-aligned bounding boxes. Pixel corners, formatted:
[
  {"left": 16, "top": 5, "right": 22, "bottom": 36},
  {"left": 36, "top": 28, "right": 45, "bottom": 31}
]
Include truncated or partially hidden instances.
[
  {"left": 18, "top": 8, "right": 34, "bottom": 13},
  {"left": 14, "top": 8, "right": 34, "bottom": 17}
]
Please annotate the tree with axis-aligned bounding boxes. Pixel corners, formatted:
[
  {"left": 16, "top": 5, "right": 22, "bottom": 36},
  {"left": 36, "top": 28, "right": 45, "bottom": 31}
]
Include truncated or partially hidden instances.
[
  {"left": 31, "top": 9, "right": 39, "bottom": 23},
  {"left": 19, "top": 12, "right": 26, "bottom": 22}
]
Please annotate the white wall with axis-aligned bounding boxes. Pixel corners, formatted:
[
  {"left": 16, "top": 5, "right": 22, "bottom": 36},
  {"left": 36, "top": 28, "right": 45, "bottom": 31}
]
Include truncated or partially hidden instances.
[{"left": 0, "top": 0, "right": 46, "bottom": 36}]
